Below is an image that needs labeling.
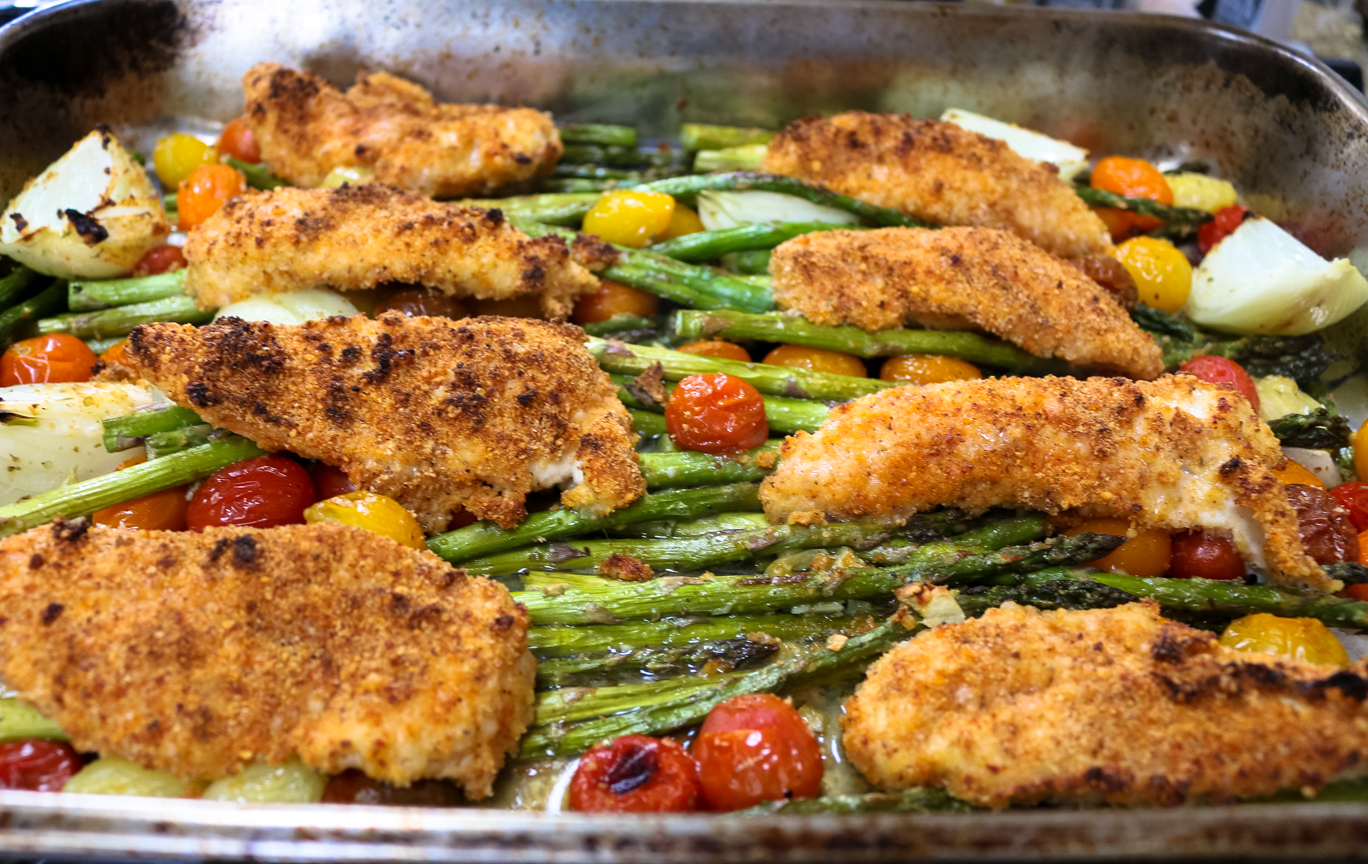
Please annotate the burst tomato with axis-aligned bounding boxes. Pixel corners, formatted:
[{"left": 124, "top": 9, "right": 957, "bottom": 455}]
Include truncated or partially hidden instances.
[
  {"left": 1169, "top": 531, "right": 1247, "bottom": 581},
  {"left": 1176, "top": 355, "right": 1260, "bottom": 413},
  {"left": 131, "top": 244, "right": 187, "bottom": 277},
  {"left": 664, "top": 373, "right": 768, "bottom": 454},
  {"left": 187, "top": 455, "right": 317, "bottom": 531},
  {"left": 569, "top": 735, "right": 701, "bottom": 813},
  {"left": 0, "top": 334, "right": 98, "bottom": 386},
  {"left": 0, "top": 740, "right": 82, "bottom": 792},
  {"left": 1333, "top": 482, "right": 1368, "bottom": 533},
  {"left": 693, "top": 694, "right": 823, "bottom": 811}
]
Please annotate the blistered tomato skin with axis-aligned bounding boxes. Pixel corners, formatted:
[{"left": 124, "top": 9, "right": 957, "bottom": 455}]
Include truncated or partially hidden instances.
[
  {"left": 1176, "top": 355, "right": 1260, "bottom": 413},
  {"left": 0, "top": 334, "right": 98, "bottom": 386},
  {"left": 763, "top": 344, "right": 867, "bottom": 378},
  {"left": 177, "top": 164, "right": 248, "bottom": 231},
  {"left": 309, "top": 463, "right": 357, "bottom": 500},
  {"left": 217, "top": 117, "right": 262, "bottom": 164},
  {"left": 1331, "top": 482, "right": 1368, "bottom": 533},
  {"left": 879, "top": 354, "right": 982, "bottom": 385},
  {"left": 1219, "top": 613, "right": 1350, "bottom": 666},
  {"left": 569, "top": 735, "right": 701, "bottom": 813},
  {"left": 572, "top": 280, "right": 661, "bottom": 325},
  {"left": 304, "top": 491, "right": 426, "bottom": 549},
  {"left": 664, "top": 374, "right": 769, "bottom": 454},
  {"left": 1286, "top": 484, "right": 1359, "bottom": 565},
  {"left": 187, "top": 455, "right": 317, "bottom": 531},
  {"left": 1197, "top": 204, "right": 1251, "bottom": 255},
  {"left": 131, "top": 244, "right": 187, "bottom": 277},
  {"left": 1063, "top": 517, "right": 1172, "bottom": 578},
  {"left": 1169, "top": 531, "right": 1247, "bottom": 581},
  {"left": 677, "top": 340, "right": 752, "bottom": 362},
  {"left": 0, "top": 740, "right": 82, "bottom": 792},
  {"left": 694, "top": 694, "right": 823, "bottom": 811}
]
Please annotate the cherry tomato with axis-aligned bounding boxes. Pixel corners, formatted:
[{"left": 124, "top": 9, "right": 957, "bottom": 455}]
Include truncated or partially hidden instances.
[
  {"left": 677, "top": 340, "right": 752, "bottom": 362},
  {"left": 1090, "top": 156, "right": 1173, "bottom": 239},
  {"left": 1197, "top": 204, "right": 1251, "bottom": 255},
  {"left": 93, "top": 456, "right": 189, "bottom": 531},
  {"left": 322, "top": 770, "right": 462, "bottom": 806},
  {"left": 0, "top": 334, "right": 98, "bottom": 386},
  {"left": 176, "top": 163, "right": 248, "bottom": 231},
  {"left": 656, "top": 204, "right": 706, "bottom": 241},
  {"left": 131, "top": 244, "right": 187, "bottom": 277},
  {"left": 187, "top": 455, "right": 317, "bottom": 531},
  {"left": 1286, "top": 483, "right": 1359, "bottom": 565},
  {"left": 1169, "top": 530, "right": 1247, "bottom": 581},
  {"left": 309, "top": 463, "right": 357, "bottom": 499},
  {"left": 572, "top": 280, "right": 661, "bottom": 325},
  {"left": 762, "top": 344, "right": 866, "bottom": 378},
  {"left": 879, "top": 354, "right": 982, "bottom": 385},
  {"left": 582, "top": 190, "right": 676, "bottom": 248},
  {"left": 1332, "top": 482, "right": 1368, "bottom": 533},
  {"left": 375, "top": 288, "right": 470, "bottom": 320},
  {"left": 468, "top": 295, "right": 544, "bottom": 319},
  {"left": 99, "top": 340, "right": 130, "bottom": 367},
  {"left": 1113, "top": 236, "right": 1192, "bottom": 314},
  {"left": 569, "top": 735, "right": 701, "bottom": 813},
  {"left": 152, "top": 133, "right": 213, "bottom": 188},
  {"left": 0, "top": 740, "right": 82, "bottom": 792},
  {"left": 1063, "top": 517, "right": 1172, "bottom": 578},
  {"left": 304, "top": 491, "right": 426, "bottom": 549},
  {"left": 1271, "top": 458, "right": 1325, "bottom": 489},
  {"left": 1354, "top": 422, "right": 1368, "bottom": 485},
  {"left": 1344, "top": 578, "right": 1368, "bottom": 600},
  {"left": 1176, "top": 355, "right": 1260, "bottom": 413},
  {"left": 1220, "top": 613, "right": 1349, "bottom": 666},
  {"left": 693, "top": 694, "right": 822, "bottom": 811},
  {"left": 216, "top": 116, "right": 261, "bottom": 164},
  {"left": 664, "top": 374, "right": 768, "bottom": 455}
]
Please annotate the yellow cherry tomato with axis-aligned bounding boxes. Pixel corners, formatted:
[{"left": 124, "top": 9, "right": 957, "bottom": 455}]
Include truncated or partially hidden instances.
[
  {"left": 1063, "top": 517, "right": 1173, "bottom": 578},
  {"left": 1271, "top": 458, "right": 1325, "bottom": 489},
  {"left": 763, "top": 344, "right": 866, "bottom": 377},
  {"left": 303, "top": 491, "right": 426, "bottom": 550},
  {"left": 655, "top": 203, "right": 706, "bottom": 241},
  {"left": 879, "top": 354, "right": 982, "bottom": 385},
  {"left": 1219, "top": 613, "right": 1349, "bottom": 666},
  {"left": 582, "top": 190, "right": 676, "bottom": 248},
  {"left": 152, "top": 133, "right": 214, "bottom": 188},
  {"left": 1113, "top": 236, "right": 1192, "bottom": 314}
]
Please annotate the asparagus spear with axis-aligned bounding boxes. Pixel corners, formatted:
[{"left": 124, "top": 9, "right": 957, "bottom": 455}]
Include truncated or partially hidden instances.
[
  {"left": 648, "top": 222, "right": 872, "bottom": 262},
  {"left": 0, "top": 436, "right": 263, "bottom": 538},
  {"left": 693, "top": 145, "right": 767, "bottom": 173},
  {"left": 542, "top": 178, "right": 623, "bottom": 194},
  {"left": 68, "top": 270, "right": 187, "bottom": 311},
  {"left": 0, "top": 265, "right": 39, "bottom": 310},
  {"left": 581, "top": 314, "right": 665, "bottom": 338},
  {"left": 637, "top": 445, "right": 781, "bottom": 488},
  {"left": 673, "top": 309, "right": 1068, "bottom": 375},
  {"left": 535, "top": 638, "right": 780, "bottom": 687},
  {"left": 461, "top": 193, "right": 601, "bottom": 227},
  {"left": 534, "top": 673, "right": 739, "bottom": 727},
  {"left": 740, "top": 789, "right": 975, "bottom": 815},
  {"left": 144, "top": 424, "right": 217, "bottom": 459},
  {"left": 587, "top": 336, "right": 897, "bottom": 401},
  {"left": 553, "top": 164, "right": 644, "bottom": 181},
  {"left": 633, "top": 173, "right": 928, "bottom": 229},
  {"left": 83, "top": 336, "right": 124, "bottom": 356},
  {"left": 561, "top": 145, "right": 679, "bottom": 168},
  {"left": 527, "top": 612, "right": 863, "bottom": 657},
  {"left": 598, "top": 263, "right": 731, "bottom": 311},
  {"left": 630, "top": 409, "right": 668, "bottom": 437},
  {"left": 610, "top": 374, "right": 832, "bottom": 434},
  {"left": 102, "top": 403, "right": 203, "bottom": 452},
  {"left": 729, "top": 249, "right": 772, "bottom": 275},
  {"left": 224, "top": 157, "right": 289, "bottom": 191},
  {"left": 37, "top": 295, "right": 213, "bottom": 339},
  {"left": 1266, "top": 408, "right": 1353, "bottom": 451},
  {"left": 679, "top": 124, "right": 776, "bottom": 150},
  {"left": 1073, "top": 186, "right": 1212, "bottom": 234},
  {"left": 427, "top": 483, "right": 764, "bottom": 564},
  {"left": 559, "top": 124, "right": 638, "bottom": 147},
  {"left": 0, "top": 279, "right": 65, "bottom": 351}
]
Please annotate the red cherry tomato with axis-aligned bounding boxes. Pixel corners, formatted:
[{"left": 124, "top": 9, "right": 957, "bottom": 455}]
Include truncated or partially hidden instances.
[
  {"left": 309, "top": 463, "right": 357, "bottom": 500},
  {"left": 216, "top": 116, "right": 261, "bottom": 164},
  {"left": 663, "top": 373, "right": 768, "bottom": 455},
  {"left": 693, "top": 694, "right": 823, "bottom": 811},
  {"left": 0, "top": 334, "right": 98, "bottom": 386},
  {"left": 130, "top": 244, "right": 187, "bottom": 277},
  {"left": 0, "top": 740, "right": 82, "bottom": 792},
  {"left": 187, "top": 455, "right": 317, "bottom": 531},
  {"left": 1177, "top": 355, "right": 1260, "bottom": 413},
  {"left": 1197, "top": 204, "right": 1251, "bottom": 255},
  {"left": 1169, "top": 531, "right": 1247, "bottom": 581},
  {"left": 569, "top": 735, "right": 701, "bottom": 813},
  {"left": 1331, "top": 482, "right": 1368, "bottom": 534}
]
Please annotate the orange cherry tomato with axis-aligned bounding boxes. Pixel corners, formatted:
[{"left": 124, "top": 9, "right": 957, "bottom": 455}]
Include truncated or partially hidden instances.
[
  {"left": 187, "top": 455, "right": 317, "bottom": 531},
  {"left": 664, "top": 373, "right": 768, "bottom": 454},
  {"left": 762, "top": 344, "right": 866, "bottom": 378},
  {"left": 375, "top": 288, "right": 470, "bottom": 320},
  {"left": 309, "top": 463, "right": 357, "bottom": 500},
  {"left": 1064, "top": 517, "right": 1172, "bottom": 578},
  {"left": 1197, "top": 204, "right": 1251, "bottom": 255},
  {"left": 99, "top": 340, "right": 130, "bottom": 367},
  {"left": 1090, "top": 156, "right": 1172, "bottom": 240},
  {"left": 677, "top": 340, "right": 752, "bottom": 363},
  {"left": 1343, "top": 581, "right": 1368, "bottom": 600},
  {"left": 693, "top": 694, "right": 823, "bottom": 811},
  {"left": 569, "top": 735, "right": 701, "bottom": 813},
  {"left": 572, "top": 280, "right": 660, "bottom": 325},
  {"left": 0, "top": 334, "right": 98, "bottom": 386},
  {"left": 879, "top": 354, "right": 982, "bottom": 385},
  {"left": 130, "top": 244, "right": 187, "bottom": 277},
  {"left": 176, "top": 163, "right": 248, "bottom": 230},
  {"left": 0, "top": 740, "right": 82, "bottom": 791},
  {"left": 216, "top": 116, "right": 261, "bottom": 164},
  {"left": 92, "top": 455, "right": 190, "bottom": 530},
  {"left": 1176, "top": 355, "right": 1260, "bottom": 413},
  {"left": 1169, "top": 530, "right": 1247, "bottom": 581}
]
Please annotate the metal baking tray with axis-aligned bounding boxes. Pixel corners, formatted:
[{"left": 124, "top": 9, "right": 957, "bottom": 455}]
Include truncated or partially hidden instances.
[{"left": 3, "top": 0, "right": 1368, "bottom": 859}]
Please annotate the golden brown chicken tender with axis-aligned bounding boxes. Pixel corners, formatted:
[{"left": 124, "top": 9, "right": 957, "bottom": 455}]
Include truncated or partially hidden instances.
[
  {"left": 0, "top": 521, "right": 534, "bottom": 797},
  {"left": 769, "top": 227, "right": 1162, "bottom": 379},
  {"left": 761, "top": 375, "right": 1329, "bottom": 591},
  {"left": 243, "top": 63, "right": 561, "bottom": 198},
  {"left": 126, "top": 315, "right": 645, "bottom": 531},
  {"left": 762, "top": 113, "right": 1113, "bottom": 260},
  {"left": 844, "top": 601, "right": 1368, "bottom": 807},
  {"left": 183, "top": 184, "right": 604, "bottom": 318}
]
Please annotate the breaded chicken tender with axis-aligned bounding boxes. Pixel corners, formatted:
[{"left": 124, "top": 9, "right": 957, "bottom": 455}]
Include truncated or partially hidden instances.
[
  {"left": 243, "top": 63, "right": 561, "bottom": 198},
  {"left": 761, "top": 375, "right": 1330, "bottom": 591},
  {"left": 844, "top": 601, "right": 1368, "bottom": 807},
  {"left": 183, "top": 184, "right": 604, "bottom": 318},
  {"left": 762, "top": 113, "right": 1113, "bottom": 260},
  {"left": 769, "top": 227, "right": 1162, "bottom": 379},
  {"left": 0, "top": 521, "right": 534, "bottom": 797},
  {"left": 126, "top": 315, "right": 644, "bottom": 531}
]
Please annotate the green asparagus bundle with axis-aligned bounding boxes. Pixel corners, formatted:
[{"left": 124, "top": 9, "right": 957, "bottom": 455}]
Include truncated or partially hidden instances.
[
  {"left": 527, "top": 612, "right": 864, "bottom": 658},
  {"left": 68, "top": 270, "right": 188, "bottom": 311},
  {"left": 535, "top": 638, "right": 780, "bottom": 687},
  {"left": 102, "top": 403, "right": 204, "bottom": 452}
]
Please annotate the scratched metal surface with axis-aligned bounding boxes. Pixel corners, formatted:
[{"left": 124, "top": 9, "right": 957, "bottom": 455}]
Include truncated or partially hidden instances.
[{"left": 2, "top": 0, "right": 1368, "bottom": 859}]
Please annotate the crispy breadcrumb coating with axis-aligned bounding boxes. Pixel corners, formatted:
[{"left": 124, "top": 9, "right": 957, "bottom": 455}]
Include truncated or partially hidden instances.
[
  {"left": 762, "top": 113, "right": 1113, "bottom": 260},
  {"left": 844, "top": 601, "right": 1368, "bottom": 807},
  {"left": 0, "top": 521, "right": 533, "bottom": 797},
  {"left": 243, "top": 63, "right": 561, "bottom": 198},
  {"left": 183, "top": 184, "right": 604, "bottom": 318},
  {"left": 769, "top": 227, "right": 1162, "bottom": 379},
  {"left": 761, "top": 375, "right": 1330, "bottom": 591},
  {"left": 126, "top": 315, "right": 645, "bottom": 531}
]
